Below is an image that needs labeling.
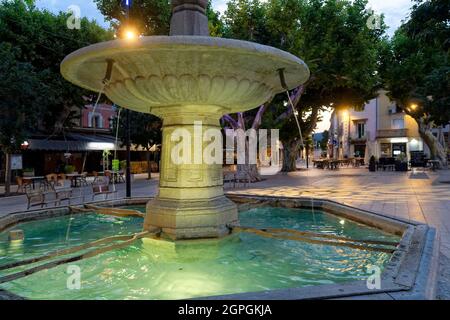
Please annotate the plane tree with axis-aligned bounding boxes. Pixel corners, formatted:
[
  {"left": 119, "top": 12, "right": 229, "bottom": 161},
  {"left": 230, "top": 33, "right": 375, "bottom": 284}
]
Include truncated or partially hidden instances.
[{"left": 380, "top": 0, "right": 449, "bottom": 166}]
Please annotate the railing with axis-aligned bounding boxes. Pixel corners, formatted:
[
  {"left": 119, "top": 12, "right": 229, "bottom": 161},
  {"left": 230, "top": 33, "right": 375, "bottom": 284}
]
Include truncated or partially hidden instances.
[{"left": 349, "top": 131, "right": 370, "bottom": 143}]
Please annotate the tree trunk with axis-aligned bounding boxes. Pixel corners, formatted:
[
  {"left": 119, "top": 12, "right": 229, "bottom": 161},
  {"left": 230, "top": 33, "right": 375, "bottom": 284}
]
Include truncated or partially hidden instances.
[
  {"left": 236, "top": 139, "right": 262, "bottom": 182},
  {"left": 4, "top": 152, "right": 11, "bottom": 196},
  {"left": 237, "top": 163, "right": 261, "bottom": 182},
  {"left": 418, "top": 123, "right": 448, "bottom": 167},
  {"left": 281, "top": 139, "right": 300, "bottom": 172},
  {"left": 146, "top": 149, "right": 151, "bottom": 180}
]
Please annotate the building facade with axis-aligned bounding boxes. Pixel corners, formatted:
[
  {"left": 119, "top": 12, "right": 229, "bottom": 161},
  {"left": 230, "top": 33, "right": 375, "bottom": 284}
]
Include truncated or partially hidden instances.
[
  {"left": 81, "top": 103, "right": 117, "bottom": 129},
  {"left": 328, "top": 91, "right": 428, "bottom": 161}
]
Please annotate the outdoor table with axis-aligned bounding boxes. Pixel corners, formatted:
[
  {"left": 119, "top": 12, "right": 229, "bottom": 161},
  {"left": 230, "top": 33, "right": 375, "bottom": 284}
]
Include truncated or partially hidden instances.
[
  {"left": 22, "top": 176, "right": 46, "bottom": 189},
  {"left": 65, "top": 173, "right": 83, "bottom": 187},
  {"left": 353, "top": 158, "right": 364, "bottom": 167},
  {"left": 330, "top": 160, "right": 340, "bottom": 170}
]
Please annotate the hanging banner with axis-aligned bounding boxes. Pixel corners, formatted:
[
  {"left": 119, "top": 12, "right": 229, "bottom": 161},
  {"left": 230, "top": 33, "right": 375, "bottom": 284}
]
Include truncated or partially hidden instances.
[{"left": 112, "top": 159, "right": 120, "bottom": 172}]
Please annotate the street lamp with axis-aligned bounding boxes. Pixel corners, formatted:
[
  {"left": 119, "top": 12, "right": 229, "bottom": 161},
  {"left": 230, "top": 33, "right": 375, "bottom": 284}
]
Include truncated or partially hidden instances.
[
  {"left": 20, "top": 141, "right": 29, "bottom": 150},
  {"left": 124, "top": 29, "right": 138, "bottom": 40}
]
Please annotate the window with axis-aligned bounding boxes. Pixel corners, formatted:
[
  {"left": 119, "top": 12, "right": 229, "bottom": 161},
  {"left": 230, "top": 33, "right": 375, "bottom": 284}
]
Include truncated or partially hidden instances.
[
  {"left": 357, "top": 122, "right": 365, "bottom": 138},
  {"left": 392, "top": 119, "right": 404, "bottom": 129},
  {"left": 88, "top": 112, "right": 103, "bottom": 128},
  {"left": 92, "top": 115, "right": 101, "bottom": 128}
]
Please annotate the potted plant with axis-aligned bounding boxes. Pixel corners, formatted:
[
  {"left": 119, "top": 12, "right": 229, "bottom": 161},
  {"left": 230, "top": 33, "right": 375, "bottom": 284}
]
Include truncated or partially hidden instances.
[
  {"left": 369, "top": 156, "right": 376, "bottom": 172},
  {"left": 22, "top": 168, "right": 35, "bottom": 177},
  {"left": 64, "top": 165, "right": 76, "bottom": 174},
  {"left": 120, "top": 160, "right": 127, "bottom": 171}
]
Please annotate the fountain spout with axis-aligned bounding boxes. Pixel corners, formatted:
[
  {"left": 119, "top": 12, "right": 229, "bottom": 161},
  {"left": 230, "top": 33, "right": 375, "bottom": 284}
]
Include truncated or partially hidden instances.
[{"left": 169, "top": 0, "right": 209, "bottom": 36}]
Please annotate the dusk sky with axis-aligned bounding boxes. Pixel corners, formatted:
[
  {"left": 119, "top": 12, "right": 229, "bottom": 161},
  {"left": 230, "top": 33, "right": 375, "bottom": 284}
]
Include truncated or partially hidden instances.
[
  {"left": 35, "top": 0, "right": 415, "bottom": 133},
  {"left": 35, "top": 0, "right": 414, "bottom": 36}
]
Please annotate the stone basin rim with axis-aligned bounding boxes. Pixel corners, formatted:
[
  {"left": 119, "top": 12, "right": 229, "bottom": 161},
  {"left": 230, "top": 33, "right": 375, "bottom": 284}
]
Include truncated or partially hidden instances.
[{"left": 60, "top": 35, "right": 310, "bottom": 94}]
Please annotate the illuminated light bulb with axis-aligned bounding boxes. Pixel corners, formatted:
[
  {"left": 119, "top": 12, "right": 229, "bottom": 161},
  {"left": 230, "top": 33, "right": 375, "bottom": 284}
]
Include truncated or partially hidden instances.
[
  {"left": 124, "top": 30, "right": 137, "bottom": 40},
  {"left": 410, "top": 103, "right": 418, "bottom": 110}
]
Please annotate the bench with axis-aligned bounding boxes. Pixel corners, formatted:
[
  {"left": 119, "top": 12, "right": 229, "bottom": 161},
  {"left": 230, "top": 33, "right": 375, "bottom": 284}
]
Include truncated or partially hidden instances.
[
  {"left": 25, "top": 190, "right": 56, "bottom": 209},
  {"left": 92, "top": 184, "right": 117, "bottom": 200}
]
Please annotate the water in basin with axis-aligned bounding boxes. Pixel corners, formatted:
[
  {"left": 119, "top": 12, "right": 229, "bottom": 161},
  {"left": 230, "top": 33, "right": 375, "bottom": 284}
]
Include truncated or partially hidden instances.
[{"left": 0, "top": 207, "right": 399, "bottom": 299}]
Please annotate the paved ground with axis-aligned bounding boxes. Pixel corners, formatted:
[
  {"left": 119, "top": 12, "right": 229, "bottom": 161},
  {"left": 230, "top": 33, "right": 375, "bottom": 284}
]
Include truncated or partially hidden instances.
[
  {"left": 0, "top": 173, "right": 160, "bottom": 216},
  {"left": 1, "top": 167, "right": 449, "bottom": 299}
]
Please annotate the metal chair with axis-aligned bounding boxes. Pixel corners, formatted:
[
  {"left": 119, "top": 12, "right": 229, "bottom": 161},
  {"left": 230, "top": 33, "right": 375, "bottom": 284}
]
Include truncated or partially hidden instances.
[{"left": 16, "top": 176, "right": 32, "bottom": 193}]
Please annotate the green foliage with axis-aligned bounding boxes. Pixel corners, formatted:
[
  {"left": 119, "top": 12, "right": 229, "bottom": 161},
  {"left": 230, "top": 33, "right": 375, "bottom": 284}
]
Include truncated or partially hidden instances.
[
  {"left": 93, "top": 0, "right": 171, "bottom": 35},
  {"left": 64, "top": 164, "right": 75, "bottom": 174},
  {"left": 320, "top": 130, "right": 329, "bottom": 151},
  {"left": 220, "top": 0, "right": 388, "bottom": 171},
  {"left": 0, "top": 42, "right": 42, "bottom": 152},
  {"left": 381, "top": 0, "right": 450, "bottom": 126},
  {"left": 223, "top": 0, "right": 386, "bottom": 143},
  {"left": 207, "top": 1, "right": 225, "bottom": 37},
  {"left": 114, "top": 109, "right": 162, "bottom": 151},
  {"left": 94, "top": 0, "right": 224, "bottom": 37}
]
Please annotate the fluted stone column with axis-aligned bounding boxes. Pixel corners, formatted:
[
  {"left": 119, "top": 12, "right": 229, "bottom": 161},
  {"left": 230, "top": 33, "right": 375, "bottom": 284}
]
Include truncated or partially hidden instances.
[{"left": 144, "top": 106, "right": 238, "bottom": 239}]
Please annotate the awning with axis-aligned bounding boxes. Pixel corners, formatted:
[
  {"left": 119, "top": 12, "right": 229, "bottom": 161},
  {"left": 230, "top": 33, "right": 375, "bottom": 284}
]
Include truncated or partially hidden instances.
[{"left": 28, "top": 133, "right": 143, "bottom": 151}]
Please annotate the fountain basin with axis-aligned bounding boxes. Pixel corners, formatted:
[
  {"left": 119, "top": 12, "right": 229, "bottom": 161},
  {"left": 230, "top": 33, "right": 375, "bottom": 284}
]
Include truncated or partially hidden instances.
[{"left": 0, "top": 196, "right": 439, "bottom": 300}]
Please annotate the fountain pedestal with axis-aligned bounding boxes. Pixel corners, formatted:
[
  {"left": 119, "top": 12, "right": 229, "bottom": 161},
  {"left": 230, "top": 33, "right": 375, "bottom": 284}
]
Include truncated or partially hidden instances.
[{"left": 144, "top": 106, "right": 238, "bottom": 239}]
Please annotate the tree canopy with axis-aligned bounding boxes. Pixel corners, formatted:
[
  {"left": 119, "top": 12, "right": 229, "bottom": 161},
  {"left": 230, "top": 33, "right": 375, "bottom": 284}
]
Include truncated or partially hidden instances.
[
  {"left": 381, "top": 0, "right": 449, "bottom": 124},
  {"left": 380, "top": 0, "right": 449, "bottom": 163},
  {"left": 94, "top": 0, "right": 224, "bottom": 36},
  {"left": 0, "top": 0, "right": 113, "bottom": 193},
  {"left": 222, "top": 0, "right": 387, "bottom": 171},
  {"left": 0, "top": 0, "right": 113, "bottom": 148}
]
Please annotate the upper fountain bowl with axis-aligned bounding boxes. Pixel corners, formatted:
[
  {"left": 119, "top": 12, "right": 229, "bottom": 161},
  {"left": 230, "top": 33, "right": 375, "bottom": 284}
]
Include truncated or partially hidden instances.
[{"left": 61, "top": 36, "right": 309, "bottom": 117}]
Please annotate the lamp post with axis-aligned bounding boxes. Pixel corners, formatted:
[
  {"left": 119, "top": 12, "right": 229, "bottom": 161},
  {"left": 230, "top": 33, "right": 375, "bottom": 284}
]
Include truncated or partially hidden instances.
[{"left": 125, "top": 108, "right": 131, "bottom": 198}]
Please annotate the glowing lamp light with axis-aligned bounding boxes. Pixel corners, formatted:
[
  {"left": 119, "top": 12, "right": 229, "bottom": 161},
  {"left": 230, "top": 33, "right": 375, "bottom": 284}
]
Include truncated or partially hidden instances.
[
  {"left": 20, "top": 141, "right": 29, "bottom": 150},
  {"left": 410, "top": 103, "right": 418, "bottom": 111},
  {"left": 87, "top": 142, "right": 115, "bottom": 150},
  {"left": 125, "top": 29, "right": 137, "bottom": 40}
]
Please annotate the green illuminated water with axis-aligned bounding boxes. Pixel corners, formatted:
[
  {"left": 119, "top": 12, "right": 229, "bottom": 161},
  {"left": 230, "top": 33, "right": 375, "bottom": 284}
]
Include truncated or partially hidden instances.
[{"left": 0, "top": 207, "right": 399, "bottom": 300}]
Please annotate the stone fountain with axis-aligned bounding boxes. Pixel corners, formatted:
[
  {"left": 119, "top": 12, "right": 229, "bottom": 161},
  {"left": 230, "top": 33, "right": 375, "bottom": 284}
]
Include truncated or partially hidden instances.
[{"left": 61, "top": 0, "right": 309, "bottom": 240}]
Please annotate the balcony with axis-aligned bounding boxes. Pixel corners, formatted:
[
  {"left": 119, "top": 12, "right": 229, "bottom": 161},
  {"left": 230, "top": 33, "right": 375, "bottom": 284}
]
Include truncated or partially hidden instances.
[
  {"left": 377, "top": 129, "right": 408, "bottom": 138},
  {"left": 349, "top": 131, "right": 370, "bottom": 144}
]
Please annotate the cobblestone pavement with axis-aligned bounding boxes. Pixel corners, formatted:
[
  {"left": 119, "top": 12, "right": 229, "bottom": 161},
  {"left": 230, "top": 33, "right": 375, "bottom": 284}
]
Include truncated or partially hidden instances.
[{"left": 1, "top": 168, "right": 449, "bottom": 299}]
